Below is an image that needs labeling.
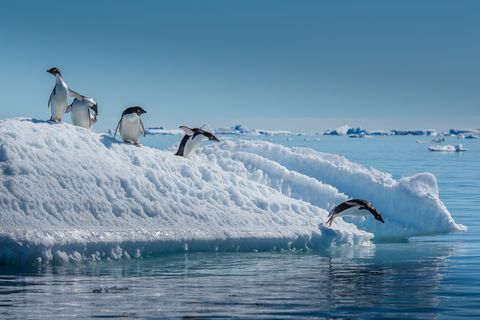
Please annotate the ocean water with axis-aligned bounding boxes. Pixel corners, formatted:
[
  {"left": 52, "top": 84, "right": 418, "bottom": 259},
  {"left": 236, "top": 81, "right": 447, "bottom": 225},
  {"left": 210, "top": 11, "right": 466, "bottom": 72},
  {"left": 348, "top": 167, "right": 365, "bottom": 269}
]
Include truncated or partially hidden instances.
[{"left": 1, "top": 135, "right": 479, "bottom": 319}]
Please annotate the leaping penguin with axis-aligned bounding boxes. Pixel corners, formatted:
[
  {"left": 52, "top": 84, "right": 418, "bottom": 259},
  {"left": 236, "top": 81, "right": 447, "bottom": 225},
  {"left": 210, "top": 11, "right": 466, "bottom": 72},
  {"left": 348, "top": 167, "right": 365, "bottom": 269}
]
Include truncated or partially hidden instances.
[
  {"left": 114, "top": 106, "right": 147, "bottom": 147},
  {"left": 68, "top": 94, "right": 98, "bottom": 129},
  {"left": 175, "top": 126, "right": 220, "bottom": 158},
  {"left": 47, "top": 67, "right": 78, "bottom": 122},
  {"left": 325, "top": 199, "right": 385, "bottom": 226}
]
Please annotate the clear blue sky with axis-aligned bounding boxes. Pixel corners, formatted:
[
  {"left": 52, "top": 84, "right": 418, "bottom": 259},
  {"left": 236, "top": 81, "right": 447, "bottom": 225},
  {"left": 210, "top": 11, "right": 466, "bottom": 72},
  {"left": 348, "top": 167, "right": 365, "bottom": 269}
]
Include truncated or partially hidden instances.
[{"left": 0, "top": 0, "right": 479, "bottom": 132}]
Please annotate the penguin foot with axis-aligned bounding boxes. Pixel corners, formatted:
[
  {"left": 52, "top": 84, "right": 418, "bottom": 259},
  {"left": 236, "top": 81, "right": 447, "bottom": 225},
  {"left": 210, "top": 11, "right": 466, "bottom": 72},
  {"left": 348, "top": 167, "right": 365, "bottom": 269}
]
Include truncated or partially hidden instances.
[{"left": 124, "top": 140, "right": 141, "bottom": 147}]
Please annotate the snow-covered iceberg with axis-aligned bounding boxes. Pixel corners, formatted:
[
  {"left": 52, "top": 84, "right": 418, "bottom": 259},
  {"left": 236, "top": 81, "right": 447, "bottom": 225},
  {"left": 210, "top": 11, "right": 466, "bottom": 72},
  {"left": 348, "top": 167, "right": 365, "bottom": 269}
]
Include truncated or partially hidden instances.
[
  {"left": 0, "top": 118, "right": 465, "bottom": 265},
  {"left": 215, "top": 125, "right": 294, "bottom": 136},
  {"left": 144, "top": 127, "right": 184, "bottom": 135},
  {"left": 215, "top": 124, "right": 258, "bottom": 135},
  {"left": 428, "top": 144, "right": 467, "bottom": 152}
]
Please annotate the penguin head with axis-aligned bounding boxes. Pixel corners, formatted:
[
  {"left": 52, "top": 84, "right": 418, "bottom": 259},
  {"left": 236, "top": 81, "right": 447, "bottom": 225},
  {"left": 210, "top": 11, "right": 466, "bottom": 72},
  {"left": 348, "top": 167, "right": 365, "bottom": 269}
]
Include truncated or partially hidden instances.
[
  {"left": 366, "top": 206, "right": 384, "bottom": 223},
  {"left": 133, "top": 106, "right": 147, "bottom": 115},
  {"left": 47, "top": 67, "right": 61, "bottom": 76},
  {"left": 122, "top": 106, "right": 147, "bottom": 117},
  {"left": 204, "top": 132, "right": 220, "bottom": 142},
  {"left": 189, "top": 127, "right": 220, "bottom": 142}
]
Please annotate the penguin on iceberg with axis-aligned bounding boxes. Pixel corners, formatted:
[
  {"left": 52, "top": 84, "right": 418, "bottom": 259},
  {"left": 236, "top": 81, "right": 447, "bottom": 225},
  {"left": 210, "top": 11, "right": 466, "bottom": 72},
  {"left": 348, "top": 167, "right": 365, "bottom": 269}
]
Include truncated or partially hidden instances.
[
  {"left": 175, "top": 126, "right": 220, "bottom": 158},
  {"left": 114, "top": 106, "right": 147, "bottom": 147},
  {"left": 67, "top": 94, "right": 98, "bottom": 129},
  {"left": 47, "top": 67, "right": 81, "bottom": 122}
]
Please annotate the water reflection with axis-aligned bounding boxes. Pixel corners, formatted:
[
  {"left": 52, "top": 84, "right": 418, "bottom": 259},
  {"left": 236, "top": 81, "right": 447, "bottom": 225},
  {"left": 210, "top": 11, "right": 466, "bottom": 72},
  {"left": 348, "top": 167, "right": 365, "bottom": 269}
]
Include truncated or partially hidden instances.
[{"left": 0, "top": 240, "right": 473, "bottom": 319}]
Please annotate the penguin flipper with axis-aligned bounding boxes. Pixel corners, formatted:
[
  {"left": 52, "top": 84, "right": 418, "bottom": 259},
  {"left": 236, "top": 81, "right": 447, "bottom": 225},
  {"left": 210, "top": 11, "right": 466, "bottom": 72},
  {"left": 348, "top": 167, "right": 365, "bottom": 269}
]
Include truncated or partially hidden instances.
[
  {"left": 65, "top": 100, "right": 74, "bottom": 113},
  {"left": 48, "top": 88, "right": 55, "bottom": 108},
  {"left": 179, "top": 126, "right": 194, "bottom": 136},
  {"left": 68, "top": 89, "right": 83, "bottom": 101},
  {"left": 114, "top": 119, "right": 121, "bottom": 137},
  {"left": 140, "top": 119, "right": 146, "bottom": 136},
  {"left": 175, "top": 135, "right": 190, "bottom": 156}
]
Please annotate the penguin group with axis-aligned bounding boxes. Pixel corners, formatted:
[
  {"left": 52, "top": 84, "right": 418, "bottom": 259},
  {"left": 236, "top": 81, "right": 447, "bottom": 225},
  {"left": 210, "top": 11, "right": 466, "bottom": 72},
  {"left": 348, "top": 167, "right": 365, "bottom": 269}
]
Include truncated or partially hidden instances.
[
  {"left": 47, "top": 67, "right": 219, "bottom": 154},
  {"left": 46, "top": 67, "right": 385, "bottom": 228}
]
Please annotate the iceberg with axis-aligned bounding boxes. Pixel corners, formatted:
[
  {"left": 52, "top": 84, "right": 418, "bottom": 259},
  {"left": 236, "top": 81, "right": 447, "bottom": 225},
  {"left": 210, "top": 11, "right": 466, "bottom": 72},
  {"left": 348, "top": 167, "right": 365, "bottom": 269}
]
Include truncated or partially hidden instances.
[
  {"left": 448, "top": 128, "right": 480, "bottom": 136},
  {"left": 0, "top": 118, "right": 465, "bottom": 265},
  {"left": 215, "top": 125, "right": 295, "bottom": 136},
  {"left": 428, "top": 144, "right": 467, "bottom": 152},
  {"left": 144, "top": 127, "right": 184, "bottom": 136},
  {"left": 324, "top": 126, "right": 441, "bottom": 137},
  {"left": 214, "top": 124, "right": 258, "bottom": 135},
  {"left": 256, "top": 129, "right": 293, "bottom": 136},
  {"left": 323, "top": 125, "right": 352, "bottom": 136}
]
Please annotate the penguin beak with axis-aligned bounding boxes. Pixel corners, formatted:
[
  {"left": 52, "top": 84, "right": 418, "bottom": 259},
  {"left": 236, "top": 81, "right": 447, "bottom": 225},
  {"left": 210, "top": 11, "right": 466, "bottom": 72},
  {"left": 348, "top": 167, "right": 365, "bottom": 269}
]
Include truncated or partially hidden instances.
[
  {"left": 210, "top": 135, "right": 220, "bottom": 142},
  {"left": 377, "top": 215, "right": 385, "bottom": 223}
]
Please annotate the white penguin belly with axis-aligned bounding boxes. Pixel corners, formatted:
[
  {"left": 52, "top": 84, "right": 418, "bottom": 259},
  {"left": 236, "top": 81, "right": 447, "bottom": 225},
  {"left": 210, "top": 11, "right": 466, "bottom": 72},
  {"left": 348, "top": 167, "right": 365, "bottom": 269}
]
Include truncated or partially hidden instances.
[
  {"left": 338, "top": 206, "right": 369, "bottom": 218},
  {"left": 71, "top": 101, "right": 93, "bottom": 128},
  {"left": 51, "top": 83, "right": 68, "bottom": 121},
  {"left": 183, "top": 135, "right": 206, "bottom": 158},
  {"left": 120, "top": 114, "right": 141, "bottom": 143}
]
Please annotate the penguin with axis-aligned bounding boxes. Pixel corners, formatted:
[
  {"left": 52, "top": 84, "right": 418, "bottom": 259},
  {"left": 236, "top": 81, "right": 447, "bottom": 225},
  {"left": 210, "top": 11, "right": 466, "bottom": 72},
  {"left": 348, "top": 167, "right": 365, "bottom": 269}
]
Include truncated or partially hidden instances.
[
  {"left": 175, "top": 126, "right": 220, "bottom": 158},
  {"left": 68, "top": 95, "right": 98, "bottom": 129},
  {"left": 325, "top": 199, "right": 385, "bottom": 226},
  {"left": 114, "top": 106, "right": 147, "bottom": 147},
  {"left": 47, "top": 67, "right": 79, "bottom": 122}
]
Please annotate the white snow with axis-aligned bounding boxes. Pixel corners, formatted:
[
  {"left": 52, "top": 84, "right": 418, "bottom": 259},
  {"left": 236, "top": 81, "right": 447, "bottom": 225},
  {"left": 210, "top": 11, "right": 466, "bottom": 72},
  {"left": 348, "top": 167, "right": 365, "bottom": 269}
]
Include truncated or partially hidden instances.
[{"left": 0, "top": 118, "right": 465, "bottom": 265}]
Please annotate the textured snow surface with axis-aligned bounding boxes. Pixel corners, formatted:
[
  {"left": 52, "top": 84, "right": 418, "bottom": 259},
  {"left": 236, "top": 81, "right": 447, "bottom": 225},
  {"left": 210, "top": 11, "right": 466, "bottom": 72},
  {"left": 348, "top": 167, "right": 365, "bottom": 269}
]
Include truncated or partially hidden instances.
[{"left": 0, "top": 118, "right": 465, "bottom": 265}]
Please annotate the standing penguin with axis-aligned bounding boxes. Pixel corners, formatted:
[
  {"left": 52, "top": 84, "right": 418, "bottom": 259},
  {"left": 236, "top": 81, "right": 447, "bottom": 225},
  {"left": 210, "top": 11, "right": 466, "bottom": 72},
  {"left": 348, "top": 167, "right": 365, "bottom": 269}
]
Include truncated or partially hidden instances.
[
  {"left": 175, "top": 126, "right": 220, "bottom": 158},
  {"left": 114, "top": 106, "right": 147, "bottom": 147},
  {"left": 47, "top": 67, "right": 78, "bottom": 122},
  {"left": 68, "top": 95, "right": 98, "bottom": 129}
]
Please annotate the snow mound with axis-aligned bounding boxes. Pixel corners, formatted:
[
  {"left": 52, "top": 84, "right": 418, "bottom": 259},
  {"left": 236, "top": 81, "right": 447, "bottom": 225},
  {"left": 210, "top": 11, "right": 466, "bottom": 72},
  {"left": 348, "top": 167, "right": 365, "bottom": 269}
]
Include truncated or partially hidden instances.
[
  {"left": 212, "top": 140, "right": 465, "bottom": 239},
  {"left": 0, "top": 118, "right": 465, "bottom": 265}
]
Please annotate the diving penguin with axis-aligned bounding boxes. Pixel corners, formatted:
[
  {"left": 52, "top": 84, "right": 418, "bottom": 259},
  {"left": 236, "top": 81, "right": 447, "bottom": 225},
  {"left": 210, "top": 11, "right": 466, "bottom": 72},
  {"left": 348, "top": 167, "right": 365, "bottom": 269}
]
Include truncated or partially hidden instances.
[
  {"left": 325, "top": 199, "right": 385, "bottom": 226},
  {"left": 175, "top": 126, "right": 220, "bottom": 158},
  {"left": 114, "top": 106, "right": 147, "bottom": 147},
  {"left": 47, "top": 67, "right": 79, "bottom": 122},
  {"left": 68, "top": 95, "right": 98, "bottom": 129}
]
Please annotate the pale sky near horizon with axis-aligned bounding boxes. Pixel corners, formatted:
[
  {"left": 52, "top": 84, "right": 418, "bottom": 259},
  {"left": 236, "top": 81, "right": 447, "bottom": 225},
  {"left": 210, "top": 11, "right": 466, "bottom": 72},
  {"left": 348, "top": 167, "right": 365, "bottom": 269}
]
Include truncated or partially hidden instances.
[{"left": 0, "top": 0, "right": 479, "bottom": 133}]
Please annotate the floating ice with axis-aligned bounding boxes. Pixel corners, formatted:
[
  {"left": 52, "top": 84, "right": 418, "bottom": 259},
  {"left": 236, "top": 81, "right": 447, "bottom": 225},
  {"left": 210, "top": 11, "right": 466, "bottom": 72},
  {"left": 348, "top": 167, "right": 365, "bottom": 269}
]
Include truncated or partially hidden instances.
[
  {"left": 0, "top": 118, "right": 465, "bottom": 265},
  {"left": 144, "top": 127, "right": 184, "bottom": 136},
  {"left": 428, "top": 144, "right": 467, "bottom": 152}
]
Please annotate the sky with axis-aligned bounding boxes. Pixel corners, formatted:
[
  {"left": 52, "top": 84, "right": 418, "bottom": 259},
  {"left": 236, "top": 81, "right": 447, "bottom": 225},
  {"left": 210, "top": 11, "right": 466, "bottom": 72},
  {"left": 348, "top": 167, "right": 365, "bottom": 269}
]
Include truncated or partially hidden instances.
[{"left": 0, "top": 0, "right": 479, "bottom": 132}]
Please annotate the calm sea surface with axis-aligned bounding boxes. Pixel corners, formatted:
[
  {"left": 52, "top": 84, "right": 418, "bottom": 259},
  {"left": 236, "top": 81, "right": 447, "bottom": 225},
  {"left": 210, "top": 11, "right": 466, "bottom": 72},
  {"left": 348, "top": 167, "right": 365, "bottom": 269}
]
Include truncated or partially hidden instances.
[{"left": 1, "top": 135, "right": 479, "bottom": 319}]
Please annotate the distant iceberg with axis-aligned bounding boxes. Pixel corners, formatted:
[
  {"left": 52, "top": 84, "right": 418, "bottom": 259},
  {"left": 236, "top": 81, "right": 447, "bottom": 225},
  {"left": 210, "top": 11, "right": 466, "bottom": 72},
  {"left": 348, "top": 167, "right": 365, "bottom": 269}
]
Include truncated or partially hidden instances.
[
  {"left": 324, "top": 125, "right": 355, "bottom": 136},
  {"left": 144, "top": 127, "right": 184, "bottom": 136},
  {"left": 428, "top": 144, "right": 467, "bottom": 152},
  {"left": 323, "top": 125, "right": 441, "bottom": 137},
  {"left": 448, "top": 128, "right": 480, "bottom": 136},
  {"left": 215, "top": 125, "right": 294, "bottom": 136},
  {"left": 215, "top": 124, "right": 258, "bottom": 135},
  {"left": 0, "top": 118, "right": 465, "bottom": 265}
]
